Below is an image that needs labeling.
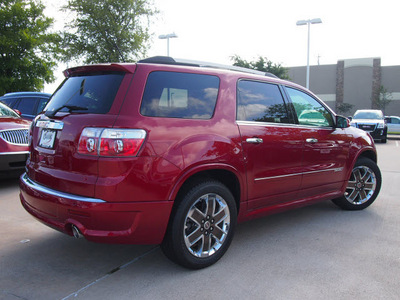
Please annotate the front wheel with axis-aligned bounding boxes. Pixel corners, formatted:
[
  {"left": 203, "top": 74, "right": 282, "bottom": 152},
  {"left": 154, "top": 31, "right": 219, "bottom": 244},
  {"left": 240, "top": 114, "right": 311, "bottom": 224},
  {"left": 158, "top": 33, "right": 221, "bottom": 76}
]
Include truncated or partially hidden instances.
[
  {"left": 161, "top": 180, "right": 237, "bottom": 269},
  {"left": 332, "top": 157, "right": 381, "bottom": 210}
]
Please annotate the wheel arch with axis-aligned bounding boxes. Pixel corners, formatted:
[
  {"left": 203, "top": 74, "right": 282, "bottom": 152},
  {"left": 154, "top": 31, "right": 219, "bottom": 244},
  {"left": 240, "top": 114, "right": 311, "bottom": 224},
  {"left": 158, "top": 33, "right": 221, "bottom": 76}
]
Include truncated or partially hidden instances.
[{"left": 169, "top": 165, "right": 244, "bottom": 214}]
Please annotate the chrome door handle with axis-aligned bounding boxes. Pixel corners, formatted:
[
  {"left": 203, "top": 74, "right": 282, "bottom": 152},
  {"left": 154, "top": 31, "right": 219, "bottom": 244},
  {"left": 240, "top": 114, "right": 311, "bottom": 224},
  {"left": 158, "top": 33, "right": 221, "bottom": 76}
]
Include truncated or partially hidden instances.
[
  {"left": 246, "top": 138, "right": 263, "bottom": 144},
  {"left": 306, "top": 138, "right": 318, "bottom": 144}
]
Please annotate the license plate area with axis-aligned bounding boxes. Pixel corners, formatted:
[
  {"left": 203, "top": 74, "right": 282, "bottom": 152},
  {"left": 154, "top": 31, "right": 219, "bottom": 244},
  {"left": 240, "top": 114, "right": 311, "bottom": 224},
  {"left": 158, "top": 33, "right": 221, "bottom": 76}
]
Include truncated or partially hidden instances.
[{"left": 39, "top": 129, "right": 57, "bottom": 149}]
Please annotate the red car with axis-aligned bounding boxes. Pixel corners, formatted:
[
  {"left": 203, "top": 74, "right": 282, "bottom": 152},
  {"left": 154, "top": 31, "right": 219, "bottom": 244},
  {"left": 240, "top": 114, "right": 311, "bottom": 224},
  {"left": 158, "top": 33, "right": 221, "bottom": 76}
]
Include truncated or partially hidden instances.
[
  {"left": 0, "top": 102, "right": 30, "bottom": 178},
  {"left": 20, "top": 57, "right": 381, "bottom": 269}
]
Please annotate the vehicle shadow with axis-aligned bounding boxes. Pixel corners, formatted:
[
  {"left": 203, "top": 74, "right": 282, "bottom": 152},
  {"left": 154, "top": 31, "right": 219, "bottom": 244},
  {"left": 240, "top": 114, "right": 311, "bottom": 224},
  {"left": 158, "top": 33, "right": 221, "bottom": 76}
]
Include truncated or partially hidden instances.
[{"left": 0, "top": 200, "right": 382, "bottom": 299}]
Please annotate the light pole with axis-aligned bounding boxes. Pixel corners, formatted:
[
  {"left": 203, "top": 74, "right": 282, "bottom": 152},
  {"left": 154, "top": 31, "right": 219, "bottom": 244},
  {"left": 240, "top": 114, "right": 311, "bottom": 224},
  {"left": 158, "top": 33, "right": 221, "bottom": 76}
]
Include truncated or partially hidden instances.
[
  {"left": 158, "top": 33, "right": 178, "bottom": 56},
  {"left": 296, "top": 18, "right": 322, "bottom": 89}
]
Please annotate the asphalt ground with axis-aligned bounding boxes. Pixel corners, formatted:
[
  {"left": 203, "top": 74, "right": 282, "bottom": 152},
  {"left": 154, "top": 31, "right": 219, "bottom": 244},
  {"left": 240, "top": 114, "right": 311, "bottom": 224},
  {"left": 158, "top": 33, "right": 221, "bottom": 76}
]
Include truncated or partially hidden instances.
[{"left": 1, "top": 140, "right": 399, "bottom": 300}]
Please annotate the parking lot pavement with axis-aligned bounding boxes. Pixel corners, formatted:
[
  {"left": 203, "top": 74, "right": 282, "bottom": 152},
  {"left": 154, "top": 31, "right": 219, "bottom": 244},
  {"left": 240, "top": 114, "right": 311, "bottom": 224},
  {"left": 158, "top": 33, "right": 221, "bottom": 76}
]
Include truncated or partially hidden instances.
[{"left": 1, "top": 140, "right": 400, "bottom": 300}]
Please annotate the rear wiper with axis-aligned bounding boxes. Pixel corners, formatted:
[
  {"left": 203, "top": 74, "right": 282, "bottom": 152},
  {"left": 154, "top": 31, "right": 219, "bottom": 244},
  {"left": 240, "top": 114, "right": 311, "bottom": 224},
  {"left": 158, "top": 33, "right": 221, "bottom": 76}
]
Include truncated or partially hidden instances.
[{"left": 45, "top": 105, "right": 88, "bottom": 118}]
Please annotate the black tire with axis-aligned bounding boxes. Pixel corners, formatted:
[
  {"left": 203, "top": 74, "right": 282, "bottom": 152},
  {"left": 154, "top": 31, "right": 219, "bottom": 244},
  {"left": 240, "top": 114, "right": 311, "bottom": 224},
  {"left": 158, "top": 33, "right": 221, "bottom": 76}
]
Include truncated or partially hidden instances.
[
  {"left": 332, "top": 157, "right": 381, "bottom": 210},
  {"left": 161, "top": 180, "right": 237, "bottom": 269}
]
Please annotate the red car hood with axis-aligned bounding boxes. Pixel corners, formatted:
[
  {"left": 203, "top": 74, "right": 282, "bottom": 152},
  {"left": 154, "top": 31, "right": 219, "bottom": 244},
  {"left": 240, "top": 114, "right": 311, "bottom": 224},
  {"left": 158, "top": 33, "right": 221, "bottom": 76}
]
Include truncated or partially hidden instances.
[{"left": 0, "top": 117, "right": 31, "bottom": 130}]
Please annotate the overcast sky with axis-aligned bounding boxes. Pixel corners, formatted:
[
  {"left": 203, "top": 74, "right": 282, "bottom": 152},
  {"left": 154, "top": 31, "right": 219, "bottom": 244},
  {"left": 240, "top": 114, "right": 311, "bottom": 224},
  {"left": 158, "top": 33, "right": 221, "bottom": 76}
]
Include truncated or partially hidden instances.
[{"left": 43, "top": 0, "right": 400, "bottom": 92}]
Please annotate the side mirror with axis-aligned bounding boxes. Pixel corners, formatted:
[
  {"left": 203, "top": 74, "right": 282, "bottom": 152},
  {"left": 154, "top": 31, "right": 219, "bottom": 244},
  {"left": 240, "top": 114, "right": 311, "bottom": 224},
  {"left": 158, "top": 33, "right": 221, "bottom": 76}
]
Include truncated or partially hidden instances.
[
  {"left": 14, "top": 109, "right": 22, "bottom": 116},
  {"left": 336, "top": 115, "right": 350, "bottom": 128}
]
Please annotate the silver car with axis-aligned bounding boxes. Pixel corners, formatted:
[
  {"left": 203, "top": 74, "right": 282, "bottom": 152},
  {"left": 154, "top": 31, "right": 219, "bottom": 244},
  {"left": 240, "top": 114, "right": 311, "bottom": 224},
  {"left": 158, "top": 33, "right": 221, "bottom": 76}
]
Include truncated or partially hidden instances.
[{"left": 385, "top": 116, "right": 400, "bottom": 134}]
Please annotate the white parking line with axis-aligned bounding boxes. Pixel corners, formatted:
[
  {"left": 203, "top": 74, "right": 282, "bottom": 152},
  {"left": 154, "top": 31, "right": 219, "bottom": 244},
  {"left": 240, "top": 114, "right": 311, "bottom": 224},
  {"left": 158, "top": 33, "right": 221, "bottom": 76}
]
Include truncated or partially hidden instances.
[
  {"left": 396, "top": 141, "right": 399, "bottom": 147},
  {"left": 61, "top": 247, "right": 159, "bottom": 300}
]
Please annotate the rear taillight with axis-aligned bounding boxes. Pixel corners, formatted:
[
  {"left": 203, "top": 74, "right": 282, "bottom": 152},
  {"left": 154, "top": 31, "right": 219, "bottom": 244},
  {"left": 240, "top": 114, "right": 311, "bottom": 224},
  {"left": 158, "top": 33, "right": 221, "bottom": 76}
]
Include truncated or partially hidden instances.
[{"left": 78, "top": 128, "right": 146, "bottom": 157}]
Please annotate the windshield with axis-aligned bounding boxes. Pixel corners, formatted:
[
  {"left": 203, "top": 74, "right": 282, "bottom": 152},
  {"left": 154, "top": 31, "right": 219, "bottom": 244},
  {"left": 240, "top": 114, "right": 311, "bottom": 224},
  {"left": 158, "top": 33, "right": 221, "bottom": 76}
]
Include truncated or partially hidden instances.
[
  {"left": 45, "top": 73, "right": 124, "bottom": 115},
  {"left": 353, "top": 110, "right": 383, "bottom": 120},
  {"left": 0, "top": 102, "right": 20, "bottom": 118}
]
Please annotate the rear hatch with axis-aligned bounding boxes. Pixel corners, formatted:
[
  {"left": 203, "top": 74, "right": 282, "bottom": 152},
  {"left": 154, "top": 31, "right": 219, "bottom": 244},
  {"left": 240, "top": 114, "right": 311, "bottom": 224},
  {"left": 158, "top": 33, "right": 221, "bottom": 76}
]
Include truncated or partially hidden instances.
[{"left": 26, "top": 64, "right": 136, "bottom": 198}]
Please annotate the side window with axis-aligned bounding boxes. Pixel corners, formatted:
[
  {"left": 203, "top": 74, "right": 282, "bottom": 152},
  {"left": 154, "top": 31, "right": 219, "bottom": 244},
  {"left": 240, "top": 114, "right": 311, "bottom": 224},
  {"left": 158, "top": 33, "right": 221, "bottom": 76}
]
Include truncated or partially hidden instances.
[
  {"left": 15, "top": 98, "right": 35, "bottom": 115},
  {"left": 286, "top": 87, "right": 334, "bottom": 127},
  {"left": 392, "top": 118, "right": 400, "bottom": 124},
  {"left": 237, "top": 80, "right": 290, "bottom": 123},
  {"left": 1, "top": 98, "right": 17, "bottom": 107},
  {"left": 36, "top": 98, "right": 49, "bottom": 114},
  {"left": 140, "top": 72, "right": 219, "bottom": 119}
]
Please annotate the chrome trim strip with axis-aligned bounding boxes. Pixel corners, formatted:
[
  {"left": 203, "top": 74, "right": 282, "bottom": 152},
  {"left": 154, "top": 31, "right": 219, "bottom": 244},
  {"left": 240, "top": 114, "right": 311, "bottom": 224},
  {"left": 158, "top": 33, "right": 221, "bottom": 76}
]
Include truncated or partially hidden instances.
[
  {"left": 254, "top": 167, "right": 344, "bottom": 182},
  {"left": 0, "top": 151, "right": 29, "bottom": 155},
  {"left": 35, "top": 120, "right": 64, "bottom": 130},
  {"left": 21, "top": 173, "right": 105, "bottom": 203}
]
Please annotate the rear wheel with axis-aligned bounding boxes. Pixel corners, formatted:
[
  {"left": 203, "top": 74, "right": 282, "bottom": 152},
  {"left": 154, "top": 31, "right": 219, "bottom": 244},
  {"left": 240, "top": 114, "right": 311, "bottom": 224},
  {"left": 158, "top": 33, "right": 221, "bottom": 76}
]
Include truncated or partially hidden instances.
[
  {"left": 161, "top": 180, "right": 237, "bottom": 269},
  {"left": 332, "top": 157, "right": 381, "bottom": 210}
]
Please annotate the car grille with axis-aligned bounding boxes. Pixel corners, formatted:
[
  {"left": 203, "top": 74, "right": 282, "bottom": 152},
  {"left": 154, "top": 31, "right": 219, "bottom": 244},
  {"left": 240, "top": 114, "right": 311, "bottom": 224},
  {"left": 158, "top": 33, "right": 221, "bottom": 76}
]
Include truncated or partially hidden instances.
[
  {"left": 358, "top": 124, "right": 376, "bottom": 131},
  {"left": 0, "top": 129, "right": 29, "bottom": 145}
]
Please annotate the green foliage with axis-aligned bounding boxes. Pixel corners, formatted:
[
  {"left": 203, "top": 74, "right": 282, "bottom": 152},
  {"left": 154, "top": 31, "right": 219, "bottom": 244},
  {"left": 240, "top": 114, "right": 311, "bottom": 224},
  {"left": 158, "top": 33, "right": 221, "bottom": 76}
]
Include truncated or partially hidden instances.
[
  {"left": 61, "top": 0, "right": 157, "bottom": 64},
  {"left": 230, "top": 55, "right": 290, "bottom": 79},
  {"left": 336, "top": 102, "right": 354, "bottom": 115},
  {"left": 374, "top": 85, "right": 392, "bottom": 114},
  {"left": 0, "top": 0, "right": 61, "bottom": 94}
]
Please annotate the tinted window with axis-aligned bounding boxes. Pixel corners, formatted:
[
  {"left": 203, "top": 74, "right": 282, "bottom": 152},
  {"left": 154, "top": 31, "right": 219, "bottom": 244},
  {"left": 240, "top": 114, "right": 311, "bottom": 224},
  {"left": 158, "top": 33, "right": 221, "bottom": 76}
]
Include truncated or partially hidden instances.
[
  {"left": 15, "top": 98, "right": 36, "bottom": 115},
  {"left": 45, "top": 74, "right": 124, "bottom": 115},
  {"left": 0, "top": 98, "right": 17, "bottom": 107},
  {"left": 36, "top": 98, "right": 48, "bottom": 114},
  {"left": 286, "top": 87, "right": 333, "bottom": 127},
  {"left": 237, "top": 80, "right": 289, "bottom": 123},
  {"left": 141, "top": 72, "right": 219, "bottom": 119}
]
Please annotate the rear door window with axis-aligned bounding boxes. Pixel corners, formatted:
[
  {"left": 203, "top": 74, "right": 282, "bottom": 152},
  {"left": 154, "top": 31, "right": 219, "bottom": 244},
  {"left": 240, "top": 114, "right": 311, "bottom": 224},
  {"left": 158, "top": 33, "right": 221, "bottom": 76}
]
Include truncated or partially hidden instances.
[
  {"left": 140, "top": 71, "right": 219, "bottom": 119},
  {"left": 45, "top": 73, "right": 124, "bottom": 115},
  {"left": 15, "top": 98, "right": 36, "bottom": 116}
]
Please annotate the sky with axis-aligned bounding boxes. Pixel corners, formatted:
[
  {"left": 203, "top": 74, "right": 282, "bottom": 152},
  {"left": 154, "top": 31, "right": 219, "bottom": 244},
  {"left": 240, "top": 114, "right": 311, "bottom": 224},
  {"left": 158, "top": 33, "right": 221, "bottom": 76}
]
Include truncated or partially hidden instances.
[{"left": 43, "top": 0, "right": 400, "bottom": 93}]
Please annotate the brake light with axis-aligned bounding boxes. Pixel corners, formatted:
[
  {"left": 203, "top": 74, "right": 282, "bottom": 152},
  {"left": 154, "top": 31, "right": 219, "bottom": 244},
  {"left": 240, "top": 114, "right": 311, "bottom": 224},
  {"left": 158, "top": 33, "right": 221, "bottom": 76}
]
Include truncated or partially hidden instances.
[{"left": 78, "top": 128, "right": 146, "bottom": 157}]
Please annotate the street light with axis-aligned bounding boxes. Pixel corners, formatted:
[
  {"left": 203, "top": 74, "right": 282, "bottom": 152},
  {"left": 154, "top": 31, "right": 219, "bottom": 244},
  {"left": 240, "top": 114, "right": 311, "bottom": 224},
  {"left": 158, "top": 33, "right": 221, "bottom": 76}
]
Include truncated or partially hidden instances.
[
  {"left": 296, "top": 18, "right": 322, "bottom": 89},
  {"left": 158, "top": 33, "right": 178, "bottom": 56}
]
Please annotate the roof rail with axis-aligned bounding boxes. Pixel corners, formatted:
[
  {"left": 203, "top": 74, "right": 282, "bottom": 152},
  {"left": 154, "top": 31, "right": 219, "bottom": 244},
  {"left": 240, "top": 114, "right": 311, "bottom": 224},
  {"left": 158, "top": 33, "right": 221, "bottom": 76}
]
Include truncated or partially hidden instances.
[{"left": 138, "top": 56, "right": 279, "bottom": 78}]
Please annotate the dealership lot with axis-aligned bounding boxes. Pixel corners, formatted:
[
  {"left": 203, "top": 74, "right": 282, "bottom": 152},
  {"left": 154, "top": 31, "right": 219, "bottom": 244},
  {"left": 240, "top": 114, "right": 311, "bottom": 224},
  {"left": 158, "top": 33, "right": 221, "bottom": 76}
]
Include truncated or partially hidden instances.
[{"left": 1, "top": 140, "right": 399, "bottom": 300}]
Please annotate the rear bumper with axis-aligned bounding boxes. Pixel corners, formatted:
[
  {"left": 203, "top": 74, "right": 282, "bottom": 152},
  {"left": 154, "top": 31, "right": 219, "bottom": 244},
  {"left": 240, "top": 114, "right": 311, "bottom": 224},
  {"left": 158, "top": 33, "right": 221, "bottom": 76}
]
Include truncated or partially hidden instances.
[{"left": 19, "top": 173, "right": 173, "bottom": 244}]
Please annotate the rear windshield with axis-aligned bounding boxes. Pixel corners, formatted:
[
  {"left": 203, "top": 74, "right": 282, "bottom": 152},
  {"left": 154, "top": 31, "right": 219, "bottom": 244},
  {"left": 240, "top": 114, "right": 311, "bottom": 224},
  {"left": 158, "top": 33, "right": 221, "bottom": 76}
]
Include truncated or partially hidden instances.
[
  {"left": 45, "top": 73, "right": 124, "bottom": 115},
  {"left": 140, "top": 71, "right": 220, "bottom": 119}
]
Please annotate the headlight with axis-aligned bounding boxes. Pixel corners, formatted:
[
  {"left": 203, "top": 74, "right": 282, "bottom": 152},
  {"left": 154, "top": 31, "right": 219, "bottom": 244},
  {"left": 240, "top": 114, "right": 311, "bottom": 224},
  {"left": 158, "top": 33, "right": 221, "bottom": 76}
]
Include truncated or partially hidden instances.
[{"left": 377, "top": 122, "right": 384, "bottom": 129}]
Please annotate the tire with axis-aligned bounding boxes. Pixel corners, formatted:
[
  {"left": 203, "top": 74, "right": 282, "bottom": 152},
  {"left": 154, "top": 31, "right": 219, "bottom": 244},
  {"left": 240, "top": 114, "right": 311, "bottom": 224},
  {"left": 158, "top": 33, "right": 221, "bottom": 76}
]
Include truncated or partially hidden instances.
[
  {"left": 161, "top": 180, "right": 237, "bottom": 269},
  {"left": 332, "top": 157, "right": 381, "bottom": 210}
]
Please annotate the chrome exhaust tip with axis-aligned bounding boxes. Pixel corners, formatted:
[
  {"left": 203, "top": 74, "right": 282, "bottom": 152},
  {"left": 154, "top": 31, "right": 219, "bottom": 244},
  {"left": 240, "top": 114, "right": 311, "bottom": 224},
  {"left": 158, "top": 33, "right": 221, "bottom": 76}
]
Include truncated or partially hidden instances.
[{"left": 71, "top": 225, "right": 83, "bottom": 239}]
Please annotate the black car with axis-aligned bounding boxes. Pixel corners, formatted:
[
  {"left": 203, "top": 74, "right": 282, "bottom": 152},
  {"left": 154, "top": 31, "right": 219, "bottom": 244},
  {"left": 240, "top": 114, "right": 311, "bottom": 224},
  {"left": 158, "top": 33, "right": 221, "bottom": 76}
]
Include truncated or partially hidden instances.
[
  {"left": 350, "top": 109, "right": 387, "bottom": 143},
  {"left": 0, "top": 92, "right": 51, "bottom": 120}
]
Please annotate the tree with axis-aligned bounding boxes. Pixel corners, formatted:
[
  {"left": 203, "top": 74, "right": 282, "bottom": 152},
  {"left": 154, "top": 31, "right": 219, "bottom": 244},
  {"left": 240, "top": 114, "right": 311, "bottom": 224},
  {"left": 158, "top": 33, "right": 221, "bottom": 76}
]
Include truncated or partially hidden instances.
[
  {"left": 230, "top": 55, "right": 290, "bottom": 79},
  {"left": 336, "top": 102, "right": 354, "bottom": 115},
  {"left": 61, "top": 0, "right": 157, "bottom": 64},
  {"left": 0, "top": 0, "right": 61, "bottom": 95},
  {"left": 374, "top": 85, "right": 392, "bottom": 114}
]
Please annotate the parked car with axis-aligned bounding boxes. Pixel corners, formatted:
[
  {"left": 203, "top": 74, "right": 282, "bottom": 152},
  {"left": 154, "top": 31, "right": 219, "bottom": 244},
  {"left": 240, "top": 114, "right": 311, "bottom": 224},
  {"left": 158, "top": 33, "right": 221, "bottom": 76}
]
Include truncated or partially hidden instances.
[
  {"left": 350, "top": 109, "right": 387, "bottom": 143},
  {"left": 0, "top": 102, "right": 30, "bottom": 178},
  {"left": 0, "top": 92, "right": 51, "bottom": 120},
  {"left": 20, "top": 57, "right": 381, "bottom": 269},
  {"left": 385, "top": 116, "right": 400, "bottom": 134}
]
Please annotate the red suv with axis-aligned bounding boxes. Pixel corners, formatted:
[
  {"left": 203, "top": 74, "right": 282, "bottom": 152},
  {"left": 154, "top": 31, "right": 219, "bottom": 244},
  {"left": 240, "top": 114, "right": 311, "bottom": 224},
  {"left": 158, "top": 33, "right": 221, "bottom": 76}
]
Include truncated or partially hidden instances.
[{"left": 20, "top": 57, "right": 381, "bottom": 269}]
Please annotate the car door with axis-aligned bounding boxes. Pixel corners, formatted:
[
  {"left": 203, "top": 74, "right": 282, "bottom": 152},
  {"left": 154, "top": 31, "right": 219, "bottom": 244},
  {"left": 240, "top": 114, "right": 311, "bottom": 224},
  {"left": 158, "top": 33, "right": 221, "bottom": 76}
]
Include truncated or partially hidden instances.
[
  {"left": 387, "top": 116, "right": 400, "bottom": 134},
  {"left": 237, "top": 80, "right": 303, "bottom": 210},
  {"left": 284, "top": 87, "right": 351, "bottom": 198}
]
